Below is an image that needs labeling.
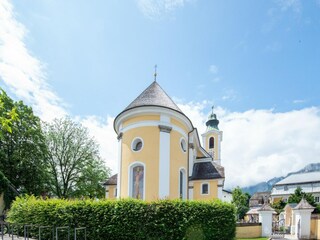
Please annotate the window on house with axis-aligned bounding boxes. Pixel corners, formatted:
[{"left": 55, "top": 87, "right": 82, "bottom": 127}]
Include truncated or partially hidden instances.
[
  {"left": 179, "top": 169, "right": 186, "bottom": 199},
  {"left": 114, "top": 188, "right": 117, "bottom": 197},
  {"left": 315, "top": 196, "right": 320, "bottom": 203},
  {"left": 180, "top": 171, "right": 183, "bottom": 199},
  {"left": 202, "top": 183, "right": 209, "bottom": 194},
  {"left": 209, "top": 137, "right": 214, "bottom": 149}
]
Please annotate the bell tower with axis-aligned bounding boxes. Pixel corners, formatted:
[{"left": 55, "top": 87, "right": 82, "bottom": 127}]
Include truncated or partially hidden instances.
[{"left": 201, "top": 106, "right": 223, "bottom": 165}]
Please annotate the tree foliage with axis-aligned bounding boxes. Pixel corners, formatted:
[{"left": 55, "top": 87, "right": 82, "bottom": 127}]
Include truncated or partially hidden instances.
[
  {"left": 0, "top": 89, "right": 19, "bottom": 134},
  {"left": 231, "top": 187, "right": 250, "bottom": 220},
  {"left": 288, "top": 186, "right": 316, "bottom": 206},
  {"left": 0, "top": 89, "right": 48, "bottom": 201},
  {"left": 43, "top": 118, "right": 110, "bottom": 198},
  {"left": 271, "top": 199, "right": 286, "bottom": 214}
]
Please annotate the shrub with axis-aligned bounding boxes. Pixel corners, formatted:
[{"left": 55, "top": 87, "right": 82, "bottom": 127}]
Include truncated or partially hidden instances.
[{"left": 8, "top": 196, "right": 236, "bottom": 240}]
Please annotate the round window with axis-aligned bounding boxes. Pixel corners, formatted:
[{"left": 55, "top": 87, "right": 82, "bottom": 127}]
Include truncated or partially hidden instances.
[
  {"left": 132, "top": 138, "right": 143, "bottom": 152},
  {"left": 180, "top": 138, "right": 187, "bottom": 153}
]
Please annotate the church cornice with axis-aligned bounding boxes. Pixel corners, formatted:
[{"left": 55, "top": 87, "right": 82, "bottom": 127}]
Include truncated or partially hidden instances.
[
  {"left": 158, "top": 125, "right": 172, "bottom": 133},
  {"left": 114, "top": 106, "right": 193, "bottom": 134}
]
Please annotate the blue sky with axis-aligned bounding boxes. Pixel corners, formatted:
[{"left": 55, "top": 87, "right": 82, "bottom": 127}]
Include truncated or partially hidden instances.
[
  {"left": 1, "top": 0, "right": 320, "bottom": 188},
  {"left": 9, "top": 0, "right": 320, "bottom": 115}
]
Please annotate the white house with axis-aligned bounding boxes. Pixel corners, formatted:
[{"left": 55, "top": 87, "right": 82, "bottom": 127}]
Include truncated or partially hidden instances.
[{"left": 270, "top": 171, "right": 320, "bottom": 203}]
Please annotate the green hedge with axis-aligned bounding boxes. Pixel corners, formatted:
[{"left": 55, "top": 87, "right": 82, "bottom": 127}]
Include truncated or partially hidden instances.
[{"left": 8, "top": 196, "right": 236, "bottom": 240}]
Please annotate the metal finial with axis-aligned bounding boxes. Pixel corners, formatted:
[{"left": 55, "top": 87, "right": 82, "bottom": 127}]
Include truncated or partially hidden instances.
[
  {"left": 211, "top": 105, "right": 214, "bottom": 114},
  {"left": 154, "top": 64, "right": 157, "bottom": 81}
]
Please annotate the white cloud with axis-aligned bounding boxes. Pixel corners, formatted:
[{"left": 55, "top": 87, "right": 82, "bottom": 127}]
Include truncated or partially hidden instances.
[
  {"left": 177, "top": 100, "right": 208, "bottom": 134},
  {"left": 209, "top": 64, "right": 219, "bottom": 74},
  {"left": 136, "top": 0, "right": 189, "bottom": 19},
  {"left": 209, "top": 65, "right": 222, "bottom": 83},
  {"left": 212, "top": 77, "right": 221, "bottom": 83},
  {"left": 293, "top": 99, "right": 307, "bottom": 104},
  {"left": 80, "top": 116, "right": 118, "bottom": 174},
  {"left": 0, "top": 0, "right": 67, "bottom": 121},
  {"left": 3, "top": 0, "right": 320, "bottom": 193},
  {"left": 265, "top": 41, "right": 282, "bottom": 52},
  {"left": 178, "top": 102, "right": 320, "bottom": 189},
  {"left": 0, "top": 0, "right": 117, "bottom": 174},
  {"left": 222, "top": 89, "right": 237, "bottom": 101},
  {"left": 275, "top": 0, "right": 301, "bottom": 13}
]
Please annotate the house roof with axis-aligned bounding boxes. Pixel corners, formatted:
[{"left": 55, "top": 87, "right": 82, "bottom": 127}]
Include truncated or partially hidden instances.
[
  {"left": 246, "top": 207, "right": 261, "bottom": 215},
  {"left": 124, "top": 81, "right": 182, "bottom": 113},
  {"left": 222, "top": 189, "right": 232, "bottom": 194},
  {"left": 103, "top": 174, "right": 118, "bottom": 186},
  {"left": 250, "top": 191, "right": 271, "bottom": 200},
  {"left": 275, "top": 171, "right": 320, "bottom": 186},
  {"left": 258, "top": 204, "right": 276, "bottom": 213},
  {"left": 285, "top": 203, "right": 298, "bottom": 209},
  {"left": 294, "top": 198, "right": 315, "bottom": 210},
  {"left": 190, "top": 161, "right": 224, "bottom": 180}
]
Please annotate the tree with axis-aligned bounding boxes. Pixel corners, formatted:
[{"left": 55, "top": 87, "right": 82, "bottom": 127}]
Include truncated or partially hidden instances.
[
  {"left": 288, "top": 186, "right": 316, "bottom": 206},
  {"left": 232, "top": 187, "right": 250, "bottom": 220},
  {"left": 271, "top": 199, "right": 286, "bottom": 214},
  {"left": 43, "top": 118, "right": 110, "bottom": 198},
  {"left": 0, "top": 89, "right": 48, "bottom": 199},
  {"left": 0, "top": 89, "right": 18, "bottom": 134}
]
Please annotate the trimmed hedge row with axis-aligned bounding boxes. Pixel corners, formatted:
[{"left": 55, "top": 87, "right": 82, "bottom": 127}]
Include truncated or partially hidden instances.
[{"left": 8, "top": 196, "right": 236, "bottom": 240}]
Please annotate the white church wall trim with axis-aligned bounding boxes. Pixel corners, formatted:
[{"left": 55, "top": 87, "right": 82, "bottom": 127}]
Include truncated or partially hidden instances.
[
  {"left": 159, "top": 127, "right": 171, "bottom": 198},
  {"left": 120, "top": 121, "right": 188, "bottom": 139},
  {"left": 114, "top": 106, "right": 193, "bottom": 134},
  {"left": 117, "top": 131, "right": 122, "bottom": 199}
]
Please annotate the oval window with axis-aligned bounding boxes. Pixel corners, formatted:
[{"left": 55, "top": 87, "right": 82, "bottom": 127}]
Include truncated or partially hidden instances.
[
  {"left": 180, "top": 138, "right": 187, "bottom": 152},
  {"left": 132, "top": 138, "right": 143, "bottom": 152}
]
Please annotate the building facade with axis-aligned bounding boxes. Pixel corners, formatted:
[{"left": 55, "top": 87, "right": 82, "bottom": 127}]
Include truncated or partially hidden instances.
[
  {"left": 104, "top": 80, "right": 225, "bottom": 201},
  {"left": 270, "top": 171, "right": 320, "bottom": 203}
]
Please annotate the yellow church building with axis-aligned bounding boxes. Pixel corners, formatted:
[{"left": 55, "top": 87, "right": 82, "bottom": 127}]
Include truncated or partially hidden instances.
[{"left": 104, "top": 79, "right": 225, "bottom": 201}]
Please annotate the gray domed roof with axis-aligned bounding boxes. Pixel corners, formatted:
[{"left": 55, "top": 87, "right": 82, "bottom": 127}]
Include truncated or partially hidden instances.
[{"left": 125, "top": 81, "right": 182, "bottom": 113}]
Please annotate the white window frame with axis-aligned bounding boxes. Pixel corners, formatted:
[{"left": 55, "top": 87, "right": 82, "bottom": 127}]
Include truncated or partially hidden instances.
[
  {"left": 131, "top": 137, "right": 144, "bottom": 152},
  {"left": 180, "top": 137, "right": 187, "bottom": 153},
  {"left": 179, "top": 167, "right": 187, "bottom": 200},
  {"left": 201, "top": 182, "right": 210, "bottom": 195},
  {"left": 209, "top": 136, "right": 214, "bottom": 149}
]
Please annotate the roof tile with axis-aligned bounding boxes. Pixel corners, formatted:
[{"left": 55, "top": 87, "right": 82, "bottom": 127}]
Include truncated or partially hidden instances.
[{"left": 125, "top": 81, "right": 182, "bottom": 113}]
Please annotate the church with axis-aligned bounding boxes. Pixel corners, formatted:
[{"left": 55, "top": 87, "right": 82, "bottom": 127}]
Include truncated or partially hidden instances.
[{"left": 104, "top": 77, "right": 225, "bottom": 201}]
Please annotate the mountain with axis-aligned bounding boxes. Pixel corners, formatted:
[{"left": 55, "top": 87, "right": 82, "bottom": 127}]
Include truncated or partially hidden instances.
[{"left": 242, "top": 162, "right": 320, "bottom": 195}]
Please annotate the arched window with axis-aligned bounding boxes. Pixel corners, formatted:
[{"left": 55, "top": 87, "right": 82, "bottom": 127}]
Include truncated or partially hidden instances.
[
  {"left": 179, "top": 168, "right": 186, "bottom": 200},
  {"left": 130, "top": 164, "right": 144, "bottom": 199},
  {"left": 209, "top": 137, "right": 214, "bottom": 149}
]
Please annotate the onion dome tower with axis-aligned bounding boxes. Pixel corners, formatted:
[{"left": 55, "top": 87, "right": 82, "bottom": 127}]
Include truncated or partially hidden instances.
[{"left": 201, "top": 107, "right": 223, "bottom": 165}]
